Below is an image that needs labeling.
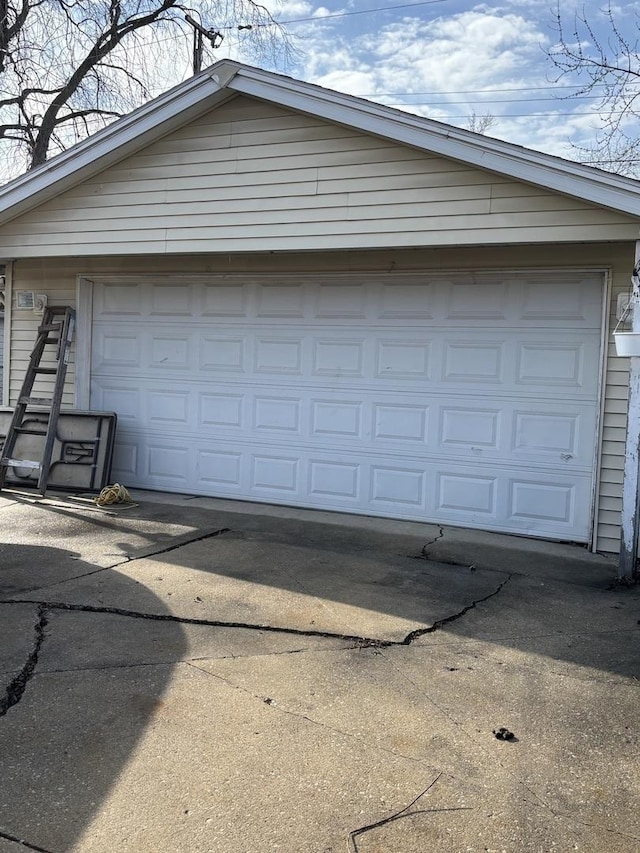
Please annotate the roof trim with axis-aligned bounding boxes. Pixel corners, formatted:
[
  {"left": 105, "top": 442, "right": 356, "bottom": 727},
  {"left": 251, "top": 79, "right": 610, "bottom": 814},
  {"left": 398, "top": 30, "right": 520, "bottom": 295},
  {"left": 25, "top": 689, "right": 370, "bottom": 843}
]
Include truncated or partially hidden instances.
[{"left": 0, "top": 59, "right": 639, "bottom": 226}]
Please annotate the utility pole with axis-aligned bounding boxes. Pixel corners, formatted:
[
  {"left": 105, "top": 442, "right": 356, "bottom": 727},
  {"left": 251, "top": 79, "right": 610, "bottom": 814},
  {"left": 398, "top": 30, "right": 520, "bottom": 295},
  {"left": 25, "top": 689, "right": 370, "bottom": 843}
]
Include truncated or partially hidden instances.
[{"left": 184, "top": 14, "right": 223, "bottom": 74}]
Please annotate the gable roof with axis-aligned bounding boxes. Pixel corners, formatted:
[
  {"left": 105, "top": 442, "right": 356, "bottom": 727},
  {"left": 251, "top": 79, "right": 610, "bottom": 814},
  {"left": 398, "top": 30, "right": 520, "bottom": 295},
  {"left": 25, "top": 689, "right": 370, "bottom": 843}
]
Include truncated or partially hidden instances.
[{"left": 0, "top": 59, "right": 639, "bottom": 227}]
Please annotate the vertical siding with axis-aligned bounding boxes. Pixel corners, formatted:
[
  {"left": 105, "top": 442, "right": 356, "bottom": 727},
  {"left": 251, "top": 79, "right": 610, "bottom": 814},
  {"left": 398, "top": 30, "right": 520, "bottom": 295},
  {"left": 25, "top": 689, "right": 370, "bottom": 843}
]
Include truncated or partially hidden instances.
[{"left": 4, "top": 242, "right": 636, "bottom": 552}]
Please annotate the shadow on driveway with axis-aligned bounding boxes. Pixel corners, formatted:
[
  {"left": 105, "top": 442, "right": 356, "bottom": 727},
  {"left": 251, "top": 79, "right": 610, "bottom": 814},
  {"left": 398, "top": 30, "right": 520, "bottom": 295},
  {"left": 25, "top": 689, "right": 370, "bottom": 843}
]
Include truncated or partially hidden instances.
[
  {"left": 1, "top": 494, "right": 639, "bottom": 852},
  {"left": 1, "top": 545, "right": 187, "bottom": 852}
]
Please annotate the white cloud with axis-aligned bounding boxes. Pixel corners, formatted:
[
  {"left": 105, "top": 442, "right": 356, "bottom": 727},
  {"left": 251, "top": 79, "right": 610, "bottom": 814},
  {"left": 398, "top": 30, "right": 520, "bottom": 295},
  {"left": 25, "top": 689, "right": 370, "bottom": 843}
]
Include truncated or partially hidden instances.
[{"left": 277, "top": 1, "right": 637, "bottom": 163}]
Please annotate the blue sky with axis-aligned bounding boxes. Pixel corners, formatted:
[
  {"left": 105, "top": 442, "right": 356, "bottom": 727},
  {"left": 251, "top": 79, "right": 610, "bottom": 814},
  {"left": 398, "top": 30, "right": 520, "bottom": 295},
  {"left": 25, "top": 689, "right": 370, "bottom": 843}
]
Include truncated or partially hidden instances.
[{"left": 217, "top": 0, "right": 640, "bottom": 163}]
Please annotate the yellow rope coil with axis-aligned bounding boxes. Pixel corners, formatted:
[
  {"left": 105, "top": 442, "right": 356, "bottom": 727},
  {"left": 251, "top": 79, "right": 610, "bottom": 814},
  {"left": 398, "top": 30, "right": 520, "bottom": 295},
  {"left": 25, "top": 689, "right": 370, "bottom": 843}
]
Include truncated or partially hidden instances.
[{"left": 94, "top": 483, "right": 133, "bottom": 506}]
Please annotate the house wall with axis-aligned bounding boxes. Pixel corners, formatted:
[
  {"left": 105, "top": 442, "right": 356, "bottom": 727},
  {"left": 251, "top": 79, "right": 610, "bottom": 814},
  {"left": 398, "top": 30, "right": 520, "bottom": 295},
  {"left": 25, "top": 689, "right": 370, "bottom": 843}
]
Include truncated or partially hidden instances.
[
  {"left": 3, "top": 242, "right": 634, "bottom": 554},
  {"left": 0, "top": 312, "right": 4, "bottom": 400},
  {"left": 0, "top": 96, "right": 638, "bottom": 257}
]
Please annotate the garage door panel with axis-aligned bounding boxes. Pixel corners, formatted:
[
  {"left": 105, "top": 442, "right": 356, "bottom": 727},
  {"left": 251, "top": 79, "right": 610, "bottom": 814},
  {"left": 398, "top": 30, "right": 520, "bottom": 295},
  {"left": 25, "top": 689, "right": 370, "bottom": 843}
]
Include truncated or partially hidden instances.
[
  {"left": 519, "top": 276, "right": 599, "bottom": 323},
  {"left": 108, "top": 428, "right": 593, "bottom": 539},
  {"left": 93, "top": 375, "right": 596, "bottom": 469},
  {"left": 309, "top": 459, "right": 360, "bottom": 500},
  {"left": 94, "top": 281, "right": 142, "bottom": 316},
  {"left": 92, "top": 328, "right": 601, "bottom": 400},
  {"left": 94, "top": 272, "right": 603, "bottom": 327},
  {"left": 435, "top": 471, "right": 497, "bottom": 516},
  {"left": 92, "top": 271, "right": 603, "bottom": 540},
  {"left": 516, "top": 341, "right": 586, "bottom": 388},
  {"left": 508, "top": 478, "right": 576, "bottom": 526},
  {"left": 198, "top": 449, "right": 243, "bottom": 488},
  {"left": 256, "top": 283, "right": 305, "bottom": 318}
]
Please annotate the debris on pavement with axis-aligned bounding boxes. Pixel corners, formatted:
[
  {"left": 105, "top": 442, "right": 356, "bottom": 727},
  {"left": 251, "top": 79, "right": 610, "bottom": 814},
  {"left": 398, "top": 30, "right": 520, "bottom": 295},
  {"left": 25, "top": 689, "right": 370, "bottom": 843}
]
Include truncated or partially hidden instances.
[{"left": 493, "top": 727, "right": 516, "bottom": 741}]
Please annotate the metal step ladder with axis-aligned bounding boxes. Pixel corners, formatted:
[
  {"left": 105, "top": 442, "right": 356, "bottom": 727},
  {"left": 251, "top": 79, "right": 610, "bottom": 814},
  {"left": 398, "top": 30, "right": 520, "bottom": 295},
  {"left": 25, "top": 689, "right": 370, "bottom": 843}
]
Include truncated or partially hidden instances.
[{"left": 0, "top": 306, "right": 76, "bottom": 494}]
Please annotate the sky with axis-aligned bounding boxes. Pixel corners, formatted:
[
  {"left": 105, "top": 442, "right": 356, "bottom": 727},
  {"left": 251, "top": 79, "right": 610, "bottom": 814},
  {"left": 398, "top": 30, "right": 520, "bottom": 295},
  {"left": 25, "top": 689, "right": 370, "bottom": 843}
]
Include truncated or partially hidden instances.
[{"left": 210, "top": 0, "right": 640, "bottom": 166}]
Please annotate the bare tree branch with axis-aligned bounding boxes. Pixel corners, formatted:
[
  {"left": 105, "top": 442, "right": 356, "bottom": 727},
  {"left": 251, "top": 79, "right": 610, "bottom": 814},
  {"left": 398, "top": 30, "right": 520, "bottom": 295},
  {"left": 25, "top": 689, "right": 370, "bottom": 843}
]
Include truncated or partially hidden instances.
[
  {"left": 0, "top": 0, "right": 295, "bottom": 178},
  {"left": 466, "top": 111, "right": 497, "bottom": 135},
  {"left": 547, "top": 2, "right": 640, "bottom": 176}
]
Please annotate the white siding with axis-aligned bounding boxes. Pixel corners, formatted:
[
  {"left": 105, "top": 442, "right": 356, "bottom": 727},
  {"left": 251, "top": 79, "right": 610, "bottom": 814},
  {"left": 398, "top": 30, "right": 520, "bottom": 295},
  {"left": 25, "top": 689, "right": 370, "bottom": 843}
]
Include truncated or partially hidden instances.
[
  {"left": 0, "top": 312, "right": 4, "bottom": 400},
  {"left": 9, "top": 287, "right": 76, "bottom": 408},
  {"left": 5, "top": 242, "right": 636, "bottom": 552},
  {"left": 0, "top": 96, "right": 638, "bottom": 257}
]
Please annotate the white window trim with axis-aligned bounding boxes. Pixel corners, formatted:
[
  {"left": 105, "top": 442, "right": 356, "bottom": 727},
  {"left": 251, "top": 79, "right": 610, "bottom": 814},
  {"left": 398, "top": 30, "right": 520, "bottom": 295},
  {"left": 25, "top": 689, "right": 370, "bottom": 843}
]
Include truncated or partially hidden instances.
[{"left": 75, "top": 276, "right": 94, "bottom": 409}]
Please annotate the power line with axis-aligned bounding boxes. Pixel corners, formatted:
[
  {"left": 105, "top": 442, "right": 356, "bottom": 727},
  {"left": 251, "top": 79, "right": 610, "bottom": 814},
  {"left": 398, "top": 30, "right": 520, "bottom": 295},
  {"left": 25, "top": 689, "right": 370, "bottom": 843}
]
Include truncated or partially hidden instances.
[
  {"left": 381, "top": 94, "right": 611, "bottom": 105},
  {"left": 277, "top": 0, "right": 448, "bottom": 26},
  {"left": 363, "top": 83, "right": 636, "bottom": 96},
  {"left": 587, "top": 160, "right": 640, "bottom": 164},
  {"left": 398, "top": 109, "right": 629, "bottom": 118}
]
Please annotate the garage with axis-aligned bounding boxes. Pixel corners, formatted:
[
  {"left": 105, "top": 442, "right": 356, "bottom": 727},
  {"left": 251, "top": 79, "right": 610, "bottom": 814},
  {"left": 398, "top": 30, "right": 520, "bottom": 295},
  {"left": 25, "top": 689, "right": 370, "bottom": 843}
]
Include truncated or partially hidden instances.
[{"left": 88, "top": 269, "right": 603, "bottom": 540}]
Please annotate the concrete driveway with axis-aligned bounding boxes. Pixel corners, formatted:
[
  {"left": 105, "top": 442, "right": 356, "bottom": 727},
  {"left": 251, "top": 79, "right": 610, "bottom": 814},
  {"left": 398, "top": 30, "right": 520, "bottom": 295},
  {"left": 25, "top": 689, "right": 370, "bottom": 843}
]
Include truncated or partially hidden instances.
[{"left": 0, "top": 488, "right": 639, "bottom": 853}]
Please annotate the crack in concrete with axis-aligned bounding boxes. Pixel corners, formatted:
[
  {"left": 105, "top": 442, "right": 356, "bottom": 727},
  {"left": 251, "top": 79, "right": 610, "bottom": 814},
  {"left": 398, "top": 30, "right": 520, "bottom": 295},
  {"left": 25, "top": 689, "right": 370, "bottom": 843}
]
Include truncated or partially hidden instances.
[
  {"left": 1, "top": 599, "right": 395, "bottom": 647},
  {"left": 1, "top": 572, "right": 512, "bottom": 650},
  {"left": 6, "top": 527, "right": 233, "bottom": 597},
  {"left": 117, "top": 526, "right": 232, "bottom": 563},
  {"left": 185, "top": 661, "right": 426, "bottom": 765},
  {"left": 422, "top": 526, "right": 445, "bottom": 552},
  {"left": 29, "top": 646, "right": 351, "bottom": 676},
  {"left": 0, "top": 560, "right": 512, "bottom": 723},
  {"left": 385, "top": 650, "right": 640, "bottom": 845},
  {"left": 400, "top": 574, "right": 513, "bottom": 644},
  {"left": 0, "top": 605, "right": 48, "bottom": 717},
  {"left": 412, "top": 526, "right": 485, "bottom": 570},
  {"left": 0, "top": 829, "right": 52, "bottom": 852},
  {"left": 190, "top": 645, "right": 352, "bottom": 661},
  {"left": 513, "top": 779, "right": 640, "bottom": 843}
]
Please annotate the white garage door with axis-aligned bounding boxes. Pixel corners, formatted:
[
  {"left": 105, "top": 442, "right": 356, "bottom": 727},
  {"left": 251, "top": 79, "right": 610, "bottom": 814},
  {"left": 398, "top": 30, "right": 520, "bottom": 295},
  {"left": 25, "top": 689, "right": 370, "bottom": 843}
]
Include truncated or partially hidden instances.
[{"left": 90, "top": 271, "right": 603, "bottom": 541}]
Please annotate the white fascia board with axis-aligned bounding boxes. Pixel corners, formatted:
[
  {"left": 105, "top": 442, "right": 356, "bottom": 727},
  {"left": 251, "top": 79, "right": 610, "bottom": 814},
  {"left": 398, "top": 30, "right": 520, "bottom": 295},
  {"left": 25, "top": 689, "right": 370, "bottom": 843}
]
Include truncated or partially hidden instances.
[
  {"left": 0, "top": 65, "right": 240, "bottom": 226},
  {"left": 231, "top": 68, "right": 640, "bottom": 219}
]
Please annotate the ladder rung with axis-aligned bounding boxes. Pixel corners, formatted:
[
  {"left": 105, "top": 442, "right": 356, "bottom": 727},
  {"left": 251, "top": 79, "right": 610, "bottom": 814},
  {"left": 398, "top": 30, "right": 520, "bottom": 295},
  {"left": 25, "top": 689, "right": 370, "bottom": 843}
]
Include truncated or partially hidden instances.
[
  {"left": 19, "top": 397, "right": 53, "bottom": 406},
  {"left": 33, "top": 367, "right": 58, "bottom": 374},
  {"left": 38, "top": 323, "right": 63, "bottom": 332},
  {"left": 14, "top": 427, "right": 48, "bottom": 436},
  {"left": 0, "top": 458, "right": 41, "bottom": 469}
]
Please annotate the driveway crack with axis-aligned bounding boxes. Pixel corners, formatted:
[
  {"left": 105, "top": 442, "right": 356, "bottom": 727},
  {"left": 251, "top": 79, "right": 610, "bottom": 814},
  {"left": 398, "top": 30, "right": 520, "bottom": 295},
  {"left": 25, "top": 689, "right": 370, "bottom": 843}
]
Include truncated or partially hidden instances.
[
  {"left": 2, "top": 574, "right": 511, "bottom": 651},
  {"left": 421, "top": 526, "right": 445, "bottom": 554},
  {"left": 185, "top": 661, "right": 425, "bottom": 764},
  {"left": 0, "top": 604, "right": 49, "bottom": 716},
  {"left": 7, "top": 527, "right": 233, "bottom": 597},
  {"left": 0, "top": 828, "right": 52, "bottom": 852},
  {"left": 119, "top": 526, "right": 232, "bottom": 563},
  {"left": 401, "top": 573, "right": 513, "bottom": 644},
  {"left": 1, "top": 600, "right": 395, "bottom": 647}
]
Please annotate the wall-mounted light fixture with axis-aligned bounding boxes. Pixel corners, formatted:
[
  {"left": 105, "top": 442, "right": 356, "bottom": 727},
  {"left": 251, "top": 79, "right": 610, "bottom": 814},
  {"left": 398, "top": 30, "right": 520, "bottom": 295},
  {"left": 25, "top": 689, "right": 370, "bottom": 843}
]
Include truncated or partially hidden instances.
[{"left": 16, "top": 290, "right": 35, "bottom": 310}]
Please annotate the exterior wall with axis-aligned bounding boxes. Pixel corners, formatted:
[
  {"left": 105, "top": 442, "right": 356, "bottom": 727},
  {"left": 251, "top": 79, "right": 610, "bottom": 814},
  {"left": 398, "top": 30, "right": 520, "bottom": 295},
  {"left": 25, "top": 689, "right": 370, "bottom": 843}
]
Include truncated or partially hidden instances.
[
  {"left": 0, "top": 312, "right": 3, "bottom": 400},
  {"left": 0, "top": 96, "right": 638, "bottom": 257},
  {"left": 602, "top": 270, "right": 631, "bottom": 553},
  {"left": 3, "top": 242, "right": 635, "bottom": 553}
]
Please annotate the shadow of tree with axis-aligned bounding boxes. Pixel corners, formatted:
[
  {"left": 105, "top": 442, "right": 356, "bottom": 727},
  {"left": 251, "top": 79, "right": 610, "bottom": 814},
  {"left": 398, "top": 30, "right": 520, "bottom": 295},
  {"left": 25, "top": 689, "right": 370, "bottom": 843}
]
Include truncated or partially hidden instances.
[{"left": 0, "top": 546, "right": 186, "bottom": 852}]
